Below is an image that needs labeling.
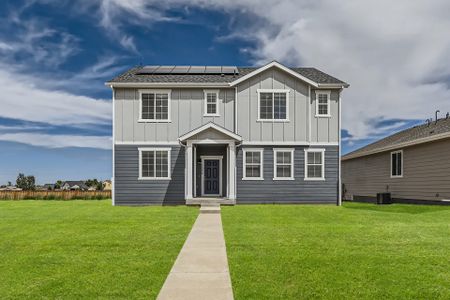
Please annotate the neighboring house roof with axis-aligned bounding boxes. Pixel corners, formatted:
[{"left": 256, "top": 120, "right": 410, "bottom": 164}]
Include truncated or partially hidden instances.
[
  {"left": 61, "top": 181, "right": 89, "bottom": 190},
  {"left": 342, "top": 117, "right": 450, "bottom": 161},
  {"left": 106, "top": 61, "right": 349, "bottom": 88}
]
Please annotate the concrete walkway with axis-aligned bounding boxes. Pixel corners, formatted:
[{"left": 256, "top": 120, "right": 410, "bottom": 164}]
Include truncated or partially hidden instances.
[{"left": 157, "top": 209, "right": 234, "bottom": 300}]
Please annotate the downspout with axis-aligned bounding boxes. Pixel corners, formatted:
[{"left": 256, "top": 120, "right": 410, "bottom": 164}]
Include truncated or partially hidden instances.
[
  {"left": 111, "top": 85, "right": 115, "bottom": 206},
  {"left": 338, "top": 88, "right": 343, "bottom": 206}
]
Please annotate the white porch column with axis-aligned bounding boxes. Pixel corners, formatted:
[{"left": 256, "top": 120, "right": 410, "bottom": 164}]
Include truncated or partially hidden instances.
[
  {"left": 228, "top": 142, "right": 236, "bottom": 200},
  {"left": 186, "top": 141, "right": 193, "bottom": 200}
]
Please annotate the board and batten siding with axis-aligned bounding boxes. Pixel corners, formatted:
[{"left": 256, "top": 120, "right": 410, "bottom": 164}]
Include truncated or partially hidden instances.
[
  {"left": 342, "top": 138, "right": 450, "bottom": 202},
  {"left": 236, "top": 146, "right": 339, "bottom": 204},
  {"left": 114, "top": 88, "right": 235, "bottom": 142},
  {"left": 235, "top": 68, "right": 339, "bottom": 143},
  {"left": 114, "top": 145, "right": 185, "bottom": 205}
]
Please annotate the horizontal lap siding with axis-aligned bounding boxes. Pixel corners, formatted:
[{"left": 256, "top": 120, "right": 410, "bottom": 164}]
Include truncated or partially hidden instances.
[
  {"left": 114, "top": 145, "right": 185, "bottom": 205},
  {"left": 236, "top": 146, "right": 338, "bottom": 204},
  {"left": 342, "top": 138, "right": 450, "bottom": 201}
]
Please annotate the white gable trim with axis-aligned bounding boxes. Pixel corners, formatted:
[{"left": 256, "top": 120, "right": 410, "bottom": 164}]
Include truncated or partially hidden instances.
[
  {"left": 229, "top": 61, "right": 319, "bottom": 87},
  {"left": 178, "top": 122, "right": 242, "bottom": 142}
]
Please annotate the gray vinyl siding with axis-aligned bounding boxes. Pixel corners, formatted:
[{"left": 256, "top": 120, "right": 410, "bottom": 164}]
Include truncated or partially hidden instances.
[
  {"left": 342, "top": 138, "right": 450, "bottom": 202},
  {"left": 235, "top": 67, "right": 340, "bottom": 143},
  {"left": 236, "top": 146, "right": 339, "bottom": 204},
  {"left": 114, "top": 144, "right": 185, "bottom": 205},
  {"left": 114, "top": 88, "right": 235, "bottom": 142}
]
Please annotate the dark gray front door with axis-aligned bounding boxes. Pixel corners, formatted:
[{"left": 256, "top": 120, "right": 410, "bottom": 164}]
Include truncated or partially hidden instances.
[{"left": 204, "top": 159, "right": 220, "bottom": 195}]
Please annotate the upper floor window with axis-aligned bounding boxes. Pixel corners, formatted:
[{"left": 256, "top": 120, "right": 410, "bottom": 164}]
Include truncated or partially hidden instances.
[
  {"left": 243, "top": 149, "right": 263, "bottom": 180},
  {"left": 315, "top": 91, "right": 331, "bottom": 117},
  {"left": 273, "top": 148, "right": 294, "bottom": 180},
  {"left": 257, "top": 89, "right": 289, "bottom": 121},
  {"left": 391, "top": 150, "right": 403, "bottom": 178},
  {"left": 204, "top": 90, "right": 219, "bottom": 116},
  {"left": 305, "top": 149, "right": 325, "bottom": 180},
  {"left": 139, "top": 148, "right": 171, "bottom": 180},
  {"left": 139, "top": 90, "right": 171, "bottom": 122}
]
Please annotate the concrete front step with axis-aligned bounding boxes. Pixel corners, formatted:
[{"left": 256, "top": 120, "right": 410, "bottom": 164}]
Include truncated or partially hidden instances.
[
  {"left": 200, "top": 205, "right": 221, "bottom": 214},
  {"left": 186, "top": 198, "right": 236, "bottom": 206}
]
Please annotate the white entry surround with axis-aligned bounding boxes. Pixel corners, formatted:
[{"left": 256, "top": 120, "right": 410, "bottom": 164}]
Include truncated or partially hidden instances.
[{"left": 179, "top": 122, "right": 241, "bottom": 201}]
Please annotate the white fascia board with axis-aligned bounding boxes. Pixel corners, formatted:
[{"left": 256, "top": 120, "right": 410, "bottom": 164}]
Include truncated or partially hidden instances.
[
  {"left": 178, "top": 122, "right": 243, "bottom": 142},
  {"left": 342, "top": 132, "right": 450, "bottom": 161},
  {"left": 229, "top": 61, "right": 319, "bottom": 87}
]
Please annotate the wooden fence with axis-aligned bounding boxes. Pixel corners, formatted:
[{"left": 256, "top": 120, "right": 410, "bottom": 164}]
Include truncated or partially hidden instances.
[{"left": 0, "top": 190, "right": 111, "bottom": 200}]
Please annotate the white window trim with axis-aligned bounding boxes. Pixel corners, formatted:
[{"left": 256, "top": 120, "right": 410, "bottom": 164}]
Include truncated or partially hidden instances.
[
  {"left": 138, "top": 89, "right": 172, "bottom": 123},
  {"left": 315, "top": 90, "right": 331, "bottom": 118},
  {"left": 273, "top": 148, "right": 295, "bottom": 180},
  {"left": 242, "top": 148, "right": 264, "bottom": 180},
  {"left": 138, "top": 147, "right": 171, "bottom": 180},
  {"left": 203, "top": 89, "right": 220, "bottom": 117},
  {"left": 304, "top": 148, "right": 326, "bottom": 181},
  {"left": 257, "top": 89, "right": 290, "bottom": 122},
  {"left": 390, "top": 150, "right": 403, "bottom": 178}
]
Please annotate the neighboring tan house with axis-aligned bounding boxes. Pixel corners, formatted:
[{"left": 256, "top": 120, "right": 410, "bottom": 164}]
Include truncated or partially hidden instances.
[
  {"left": 107, "top": 61, "right": 349, "bottom": 205},
  {"left": 102, "top": 180, "right": 112, "bottom": 191},
  {"left": 60, "top": 181, "right": 89, "bottom": 191},
  {"left": 342, "top": 117, "right": 450, "bottom": 204}
]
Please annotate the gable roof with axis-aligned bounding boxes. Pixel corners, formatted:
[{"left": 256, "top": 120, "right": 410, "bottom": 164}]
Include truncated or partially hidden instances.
[
  {"left": 107, "top": 61, "right": 348, "bottom": 88},
  {"left": 178, "top": 122, "right": 242, "bottom": 142},
  {"left": 342, "top": 117, "right": 450, "bottom": 161}
]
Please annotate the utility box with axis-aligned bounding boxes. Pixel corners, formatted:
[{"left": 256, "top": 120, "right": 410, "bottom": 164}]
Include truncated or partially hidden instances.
[{"left": 376, "top": 193, "right": 392, "bottom": 204}]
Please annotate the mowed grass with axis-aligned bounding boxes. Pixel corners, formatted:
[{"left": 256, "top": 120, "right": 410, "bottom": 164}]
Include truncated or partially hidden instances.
[
  {"left": 0, "top": 200, "right": 197, "bottom": 299},
  {"left": 222, "top": 203, "right": 450, "bottom": 299}
]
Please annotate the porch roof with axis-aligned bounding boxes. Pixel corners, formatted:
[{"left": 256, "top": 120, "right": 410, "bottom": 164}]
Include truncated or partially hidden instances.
[{"left": 178, "top": 122, "right": 242, "bottom": 143}]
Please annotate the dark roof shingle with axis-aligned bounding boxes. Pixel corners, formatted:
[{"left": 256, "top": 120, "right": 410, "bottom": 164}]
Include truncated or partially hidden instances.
[
  {"left": 107, "top": 66, "right": 347, "bottom": 85},
  {"left": 343, "top": 117, "right": 450, "bottom": 160}
]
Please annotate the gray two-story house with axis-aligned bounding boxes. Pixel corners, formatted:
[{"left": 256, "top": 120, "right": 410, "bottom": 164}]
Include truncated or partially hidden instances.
[{"left": 107, "top": 61, "right": 349, "bottom": 205}]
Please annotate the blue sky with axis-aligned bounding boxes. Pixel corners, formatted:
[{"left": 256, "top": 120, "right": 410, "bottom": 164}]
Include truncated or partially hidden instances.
[{"left": 1, "top": 0, "right": 449, "bottom": 184}]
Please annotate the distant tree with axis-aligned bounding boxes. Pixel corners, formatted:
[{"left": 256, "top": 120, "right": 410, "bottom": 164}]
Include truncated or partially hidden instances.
[
  {"left": 7, "top": 181, "right": 12, "bottom": 186},
  {"left": 16, "top": 173, "right": 36, "bottom": 190},
  {"left": 85, "top": 179, "right": 103, "bottom": 190},
  {"left": 54, "top": 180, "right": 63, "bottom": 189}
]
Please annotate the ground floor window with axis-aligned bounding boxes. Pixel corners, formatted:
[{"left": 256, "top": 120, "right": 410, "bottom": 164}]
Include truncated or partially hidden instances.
[
  {"left": 138, "top": 148, "right": 171, "bottom": 179},
  {"left": 243, "top": 149, "right": 263, "bottom": 180},
  {"left": 304, "top": 149, "right": 325, "bottom": 180},
  {"left": 273, "top": 149, "right": 294, "bottom": 180}
]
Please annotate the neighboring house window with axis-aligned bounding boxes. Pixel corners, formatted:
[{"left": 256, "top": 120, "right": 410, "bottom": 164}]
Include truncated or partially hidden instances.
[
  {"left": 316, "top": 91, "right": 331, "bottom": 117},
  {"left": 391, "top": 150, "right": 403, "bottom": 177},
  {"left": 257, "top": 89, "right": 289, "bottom": 121},
  {"left": 204, "top": 90, "right": 219, "bottom": 116},
  {"left": 305, "top": 149, "right": 325, "bottom": 180},
  {"left": 138, "top": 148, "right": 171, "bottom": 180},
  {"left": 243, "top": 149, "right": 263, "bottom": 180},
  {"left": 139, "top": 90, "right": 171, "bottom": 122},
  {"left": 273, "top": 149, "right": 294, "bottom": 180}
]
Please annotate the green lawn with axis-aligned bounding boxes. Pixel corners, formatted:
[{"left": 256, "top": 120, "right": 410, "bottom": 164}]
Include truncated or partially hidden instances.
[
  {"left": 222, "top": 203, "right": 450, "bottom": 299},
  {"left": 0, "top": 200, "right": 197, "bottom": 299}
]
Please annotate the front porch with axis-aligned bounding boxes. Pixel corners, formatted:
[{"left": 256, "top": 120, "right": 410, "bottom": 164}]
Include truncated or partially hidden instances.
[{"left": 178, "top": 122, "right": 242, "bottom": 205}]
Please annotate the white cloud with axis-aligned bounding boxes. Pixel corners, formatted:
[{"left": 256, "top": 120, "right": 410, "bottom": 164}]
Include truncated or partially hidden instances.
[
  {"left": 0, "top": 67, "right": 111, "bottom": 126},
  {"left": 0, "top": 133, "right": 111, "bottom": 149},
  {"left": 87, "top": 0, "right": 450, "bottom": 142}
]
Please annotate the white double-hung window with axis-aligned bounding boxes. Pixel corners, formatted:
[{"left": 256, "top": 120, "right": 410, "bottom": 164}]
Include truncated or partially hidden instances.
[
  {"left": 138, "top": 148, "right": 171, "bottom": 180},
  {"left": 139, "top": 90, "right": 171, "bottom": 122},
  {"left": 273, "top": 149, "right": 294, "bottom": 180},
  {"left": 305, "top": 149, "right": 325, "bottom": 180},
  {"left": 315, "top": 90, "right": 331, "bottom": 117},
  {"left": 204, "top": 90, "right": 219, "bottom": 116},
  {"left": 257, "top": 89, "right": 289, "bottom": 121},
  {"left": 391, "top": 150, "right": 403, "bottom": 178},
  {"left": 243, "top": 149, "right": 263, "bottom": 180}
]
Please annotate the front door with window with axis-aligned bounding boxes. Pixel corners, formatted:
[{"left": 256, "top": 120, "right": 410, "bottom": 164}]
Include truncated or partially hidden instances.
[{"left": 203, "top": 159, "right": 220, "bottom": 196}]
